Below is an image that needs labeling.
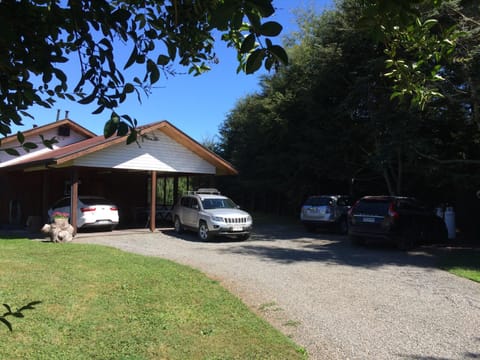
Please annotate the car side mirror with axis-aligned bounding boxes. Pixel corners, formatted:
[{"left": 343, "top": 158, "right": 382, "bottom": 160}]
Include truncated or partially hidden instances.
[{"left": 192, "top": 204, "right": 199, "bottom": 210}]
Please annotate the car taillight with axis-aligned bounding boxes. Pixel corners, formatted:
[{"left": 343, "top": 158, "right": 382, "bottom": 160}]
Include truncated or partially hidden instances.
[
  {"left": 110, "top": 207, "right": 118, "bottom": 211},
  {"left": 388, "top": 203, "right": 399, "bottom": 219},
  {"left": 81, "top": 207, "right": 96, "bottom": 212}
]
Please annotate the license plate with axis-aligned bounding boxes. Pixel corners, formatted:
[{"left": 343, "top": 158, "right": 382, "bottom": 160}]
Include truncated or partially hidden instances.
[
  {"left": 362, "top": 217, "right": 375, "bottom": 223},
  {"left": 232, "top": 226, "right": 243, "bottom": 232}
]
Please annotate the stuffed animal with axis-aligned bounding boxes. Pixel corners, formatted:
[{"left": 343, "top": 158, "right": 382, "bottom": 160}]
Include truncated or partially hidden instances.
[{"left": 41, "top": 218, "right": 75, "bottom": 243}]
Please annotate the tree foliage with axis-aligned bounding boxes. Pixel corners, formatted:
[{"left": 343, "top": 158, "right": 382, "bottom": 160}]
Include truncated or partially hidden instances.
[
  {"left": 217, "top": 0, "right": 480, "bottom": 215},
  {"left": 0, "top": 0, "right": 287, "bottom": 142},
  {"left": 357, "top": 0, "right": 469, "bottom": 110}
]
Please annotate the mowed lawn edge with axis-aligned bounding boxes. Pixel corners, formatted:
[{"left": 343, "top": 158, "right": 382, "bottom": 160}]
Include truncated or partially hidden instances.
[{"left": 0, "top": 239, "right": 307, "bottom": 360}]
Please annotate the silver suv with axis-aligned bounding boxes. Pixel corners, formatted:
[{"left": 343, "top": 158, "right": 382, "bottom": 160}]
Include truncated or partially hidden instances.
[
  {"left": 300, "top": 195, "right": 353, "bottom": 234},
  {"left": 172, "top": 189, "right": 252, "bottom": 241}
]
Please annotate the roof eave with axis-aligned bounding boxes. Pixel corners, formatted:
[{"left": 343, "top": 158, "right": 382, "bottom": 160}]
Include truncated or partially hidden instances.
[{"left": 1, "top": 119, "right": 96, "bottom": 147}]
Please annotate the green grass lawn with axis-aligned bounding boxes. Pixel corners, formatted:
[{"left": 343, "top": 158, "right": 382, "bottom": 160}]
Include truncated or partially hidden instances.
[
  {"left": 437, "top": 248, "right": 480, "bottom": 283},
  {"left": 0, "top": 239, "right": 306, "bottom": 360}
]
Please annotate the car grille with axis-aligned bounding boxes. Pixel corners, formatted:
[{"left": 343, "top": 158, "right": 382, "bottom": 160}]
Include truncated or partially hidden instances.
[{"left": 224, "top": 217, "right": 249, "bottom": 224}]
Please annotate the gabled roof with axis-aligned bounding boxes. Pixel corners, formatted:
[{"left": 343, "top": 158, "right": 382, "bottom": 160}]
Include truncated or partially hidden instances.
[
  {"left": 0, "top": 118, "right": 96, "bottom": 146},
  {"left": 0, "top": 121, "right": 237, "bottom": 175}
]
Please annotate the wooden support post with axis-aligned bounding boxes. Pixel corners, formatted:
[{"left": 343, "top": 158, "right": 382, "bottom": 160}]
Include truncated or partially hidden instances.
[
  {"left": 42, "top": 171, "right": 49, "bottom": 223},
  {"left": 70, "top": 168, "right": 79, "bottom": 235},
  {"left": 150, "top": 171, "right": 157, "bottom": 232},
  {"left": 163, "top": 176, "right": 167, "bottom": 205},
  {"left": 173, "top": 176, "right": 179, "bottom": 205}
]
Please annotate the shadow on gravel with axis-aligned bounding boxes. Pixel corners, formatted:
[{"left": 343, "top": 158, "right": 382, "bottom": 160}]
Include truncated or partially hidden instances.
[
  {"left": 221, "top": 238, "right": 441, "bottom": 269},
  {"left": 398, "top": 348, "right": 480, "bottom": 359},
  {"left": 216, "top": 224, "right": 468, "bottom": 270},
  {"left": 160, "top": 229, "right": 250, "bottom": 243}
]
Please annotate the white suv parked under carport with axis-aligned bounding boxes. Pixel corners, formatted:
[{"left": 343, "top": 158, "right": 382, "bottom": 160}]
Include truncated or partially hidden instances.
[{"left": 172, "top": 189, "right": 252, "bottom": 241}]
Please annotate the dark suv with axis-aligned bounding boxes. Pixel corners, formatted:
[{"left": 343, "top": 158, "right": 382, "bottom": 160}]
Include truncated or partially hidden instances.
[
  {"left": 300, "top": 195, "right": 353, "bottom": 234},
  {"left": 348, "top": 196, "right": 447, "bottom": 250}
]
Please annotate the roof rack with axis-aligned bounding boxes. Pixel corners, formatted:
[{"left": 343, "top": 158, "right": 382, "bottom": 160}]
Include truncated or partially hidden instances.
[{"left": 194, "top": 188, "right": 221, "bottom": 195}]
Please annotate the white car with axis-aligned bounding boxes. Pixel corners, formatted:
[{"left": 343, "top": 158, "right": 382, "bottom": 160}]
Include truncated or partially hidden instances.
[
  {"left": 48, "top": 196, "right": 119, "bottom": 231},
  {"left": 172, "top": 189, "right": 252, "bottom": 241}
]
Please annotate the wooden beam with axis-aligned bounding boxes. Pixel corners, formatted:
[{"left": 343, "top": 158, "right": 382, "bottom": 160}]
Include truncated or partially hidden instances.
[
  {"left": 70, "top": 168, "right": 79, "bottom": 235},
  {"left": 150, "top": 171, "right": 157, "bottom": 232},
  {"left": 173, "top": 175, "right": 179, "bottom": 205},
  {"left": 42, "top": 171, "right": 49, "bottom": 223},
  {"left": 163, "top": 177, "right": 167, "bottom": 205}
]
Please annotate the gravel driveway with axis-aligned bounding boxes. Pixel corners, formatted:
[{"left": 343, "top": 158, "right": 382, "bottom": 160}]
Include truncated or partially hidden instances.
[{"left": 75, "top": 224, "right": 480, "bottom": 360}]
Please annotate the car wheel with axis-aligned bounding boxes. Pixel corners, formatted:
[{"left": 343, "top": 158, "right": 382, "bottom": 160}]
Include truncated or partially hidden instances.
[
  {"left": 174, "top": 216, "right": 183, "bottom": 234},
  {"left": 397, "top": 226, "right": 417, "bottom": 251},
  {"left": 198, "top": 221, "right": 211, "bottom": 241},
  {"left": 338, "top": 218, "right": 348, "bottom": 234},
  {"left": 349, "top": 235, "right": 365, "bottom": 246}
]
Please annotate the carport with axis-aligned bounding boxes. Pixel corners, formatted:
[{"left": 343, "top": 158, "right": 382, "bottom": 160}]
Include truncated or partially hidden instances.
[{"left": 0, "top": 120, "right": 237, "bottom": 233}]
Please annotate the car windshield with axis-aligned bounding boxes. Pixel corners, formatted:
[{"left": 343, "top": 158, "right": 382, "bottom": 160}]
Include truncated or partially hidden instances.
[
  {"left": 202, "top": 198, "right": 237, "bottom": 209},
  {"left": 304, "top": 197, "right": 333, "bottom": 206}
]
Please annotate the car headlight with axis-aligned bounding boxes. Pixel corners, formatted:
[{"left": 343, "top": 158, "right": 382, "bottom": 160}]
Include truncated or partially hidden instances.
[{"left": 211, "top": 216, "right": 224, "bottom": 222}]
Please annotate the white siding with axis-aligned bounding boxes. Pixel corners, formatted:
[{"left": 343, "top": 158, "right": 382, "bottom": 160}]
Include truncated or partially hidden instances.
[
  {"left": 0, "top": 128, "right": 90, "bottom": 167},
  {"left": 73, "top": 130, "right": 216, "bottom": 174}
]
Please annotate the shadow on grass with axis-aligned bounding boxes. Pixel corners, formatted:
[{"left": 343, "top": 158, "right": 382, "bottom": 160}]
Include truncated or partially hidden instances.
[
  {"left": 1, "top": 301, "right": 42, "bottom": 331},
  {"left": 436, "top": 248, "right": 480, "bottom": 283},
  {"left": 437, "top": 248, "right": 480, "bottom": 268}
]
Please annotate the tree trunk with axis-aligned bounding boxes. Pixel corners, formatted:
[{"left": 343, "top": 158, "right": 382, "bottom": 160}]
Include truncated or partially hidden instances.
[
  {"left": 383, "top": 168, "right": 394, "bottom": 195},
  {"left": 396, "top": 148, "right": 403, "bottom": 195},
  {"left": 468, "top": 75, "right": 480, "bottom": 131}
]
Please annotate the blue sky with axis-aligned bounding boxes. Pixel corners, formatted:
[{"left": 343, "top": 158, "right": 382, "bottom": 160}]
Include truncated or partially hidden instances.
[{"left": 16, "top": 0, "right": 333, "bottom": 143}]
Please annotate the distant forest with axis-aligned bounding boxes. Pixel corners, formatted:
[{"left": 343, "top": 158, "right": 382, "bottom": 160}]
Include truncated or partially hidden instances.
[{"left": 211, "top": 0, "right": 480, "bottom": 236}]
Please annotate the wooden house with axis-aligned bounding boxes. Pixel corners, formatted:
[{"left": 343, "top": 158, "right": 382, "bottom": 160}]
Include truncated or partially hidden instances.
[{"left": 0, "top": 118, "right": 237, "bottom": 232}]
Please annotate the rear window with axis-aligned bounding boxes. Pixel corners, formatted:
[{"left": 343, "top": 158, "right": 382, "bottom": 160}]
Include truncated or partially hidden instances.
[
  {"left": 353, "top": 199, "right": 390, "bottom": 216},
  {"left": 304, "top": 197, "right": 333, "bottom": 206},
  {"left": 80, "top": 197, "right": 115, "bottom": 206}
]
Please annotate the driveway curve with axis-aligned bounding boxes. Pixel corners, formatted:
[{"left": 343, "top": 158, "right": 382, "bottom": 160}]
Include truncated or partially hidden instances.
[{"left": 75, "top": 224, "right": 480, "bottom": 360}]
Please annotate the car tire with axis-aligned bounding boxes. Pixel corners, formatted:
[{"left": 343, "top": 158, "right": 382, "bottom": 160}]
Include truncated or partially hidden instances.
[
  {"left": 174, "top": 216, "right": 184, "bottom": 234},
  {"left": 198, "top": 221, "right": 211, "bottom": 241},
  {"left": 349, "top": 234, "right": 365, "bottom": 246},
  {"left": 397, "top": 226, "right": 417, "bottom": 251},
  {"left": 238, "top": 234, "right": 250, "bottom": 241}
]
